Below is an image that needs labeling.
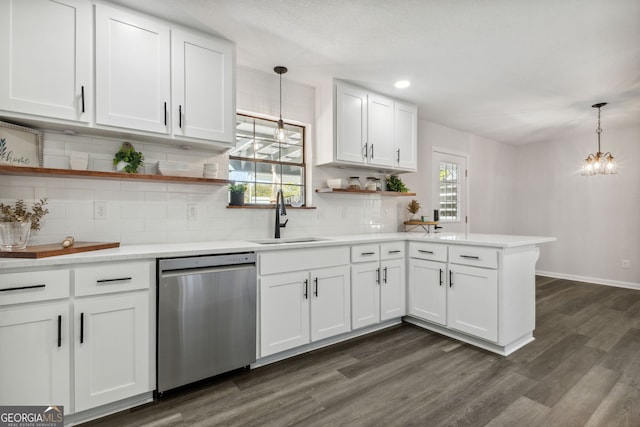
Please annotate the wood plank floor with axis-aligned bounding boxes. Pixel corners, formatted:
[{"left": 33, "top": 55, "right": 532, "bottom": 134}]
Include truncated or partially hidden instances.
[{"left": 81, "top": 277, "right": 640, "bottom": 427}]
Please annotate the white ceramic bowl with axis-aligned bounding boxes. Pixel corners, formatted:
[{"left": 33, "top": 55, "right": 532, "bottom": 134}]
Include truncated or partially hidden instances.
[{"left": 327, "top": 179, "right": 344, "bottom": 189}]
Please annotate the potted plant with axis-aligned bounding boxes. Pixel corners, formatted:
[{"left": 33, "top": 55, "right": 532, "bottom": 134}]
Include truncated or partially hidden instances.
[
  {"left": 228, "top": 183, "right": 248, "bottom": 206},
  {"left": 113, "top": 142, "right": 144, "bottom": 173},
  {"left": 0, "top": 198, "right": 49, "bottom": 251},
  {"left": 407, "top": 199, "right": 421, "bottom": 221},
  {"left": 386, "top": 175, "right": 409, "bottom": 192}
]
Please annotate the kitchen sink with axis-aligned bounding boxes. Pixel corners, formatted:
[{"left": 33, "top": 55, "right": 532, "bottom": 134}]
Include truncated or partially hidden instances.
[{"left": 249, "top": 237, "right": 330, "bottom": 245}]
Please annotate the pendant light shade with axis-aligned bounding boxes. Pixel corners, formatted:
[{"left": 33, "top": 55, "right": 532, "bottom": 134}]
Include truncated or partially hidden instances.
[
  {"left": 582, "top": 102, "right": 617, "bottom": 175},
  {"left": 274, "top": 66, "right": 288, "bottom": 143}
]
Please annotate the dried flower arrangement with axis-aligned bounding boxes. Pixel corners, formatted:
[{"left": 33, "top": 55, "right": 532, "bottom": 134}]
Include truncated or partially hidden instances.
[
  {"left": 407, "top": 199, "right": 421, "bottom": 214},
  {"left": 0, "top": 198, "right": 49, "bottom": 230}
]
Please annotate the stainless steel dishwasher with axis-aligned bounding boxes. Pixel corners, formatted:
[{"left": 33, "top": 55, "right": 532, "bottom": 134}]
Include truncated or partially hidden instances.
[{"left": 157, "top": 253, "right": 256, "bottom": 395}]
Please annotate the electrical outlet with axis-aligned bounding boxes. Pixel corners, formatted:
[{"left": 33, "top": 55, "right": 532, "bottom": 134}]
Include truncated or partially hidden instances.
[
  {"left": 622, "top": 259, "right": 630, "bottom": 269},
  {"left": 187, "top": 204, "right": 197, "bottom": 221},
  {"left": 94, "top": 201, "right": 107, "bottom": 220}
]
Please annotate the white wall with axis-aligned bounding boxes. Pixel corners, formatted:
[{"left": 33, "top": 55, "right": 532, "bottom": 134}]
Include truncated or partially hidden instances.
[
  {"left": 513, "top": 123, "right": 640, "bottom": 288},
  {"left": 403, "top": 121, "right": 515, "bottom": 234}
]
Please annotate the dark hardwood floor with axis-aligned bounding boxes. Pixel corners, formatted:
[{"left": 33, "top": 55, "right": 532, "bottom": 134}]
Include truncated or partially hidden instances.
[{"left": 82, "top": 277, "right": 640, "bottom": 427}]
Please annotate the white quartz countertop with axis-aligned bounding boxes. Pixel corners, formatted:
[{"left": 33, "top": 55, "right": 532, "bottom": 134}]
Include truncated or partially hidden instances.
[{"left": 0, "top": 232, "right": 556, "bottom": 269}]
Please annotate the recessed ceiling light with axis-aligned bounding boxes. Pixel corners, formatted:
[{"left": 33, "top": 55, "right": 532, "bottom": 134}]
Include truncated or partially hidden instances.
[{"left": 394, "top": 80, "right": 410, "bottom": 89}]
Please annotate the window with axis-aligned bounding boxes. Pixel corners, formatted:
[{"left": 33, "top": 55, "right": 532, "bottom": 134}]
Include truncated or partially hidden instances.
[{"left": 229, "top": 113, "right": 305, "bottom": 206}]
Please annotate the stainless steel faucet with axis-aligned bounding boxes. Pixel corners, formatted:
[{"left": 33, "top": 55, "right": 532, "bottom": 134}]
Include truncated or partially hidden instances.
[{"left": 274, "top": 189, "right": 288, "bottom": 238}]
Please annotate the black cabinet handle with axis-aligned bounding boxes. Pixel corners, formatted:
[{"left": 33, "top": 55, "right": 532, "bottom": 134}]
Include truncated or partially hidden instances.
[
  {"left": 439, "top": 268, "right": 443, "bottom": 286},
  {"left": 0, "top": 284, "right": 45, "bottom": 292},
  {"left": 361, "top": 252, "right": 376, "bottom": 256},
  {"left": 397, "top": 148, "right": 400, "bottom": 162},
  {"left": 370, "top": 144, "right": 374, "bottom": 158},
  {"left": 164, "top": 102, "right": 167, "bottom": 126},
  {"left": 314, "top": 278, "right": 318, "bottom": 297},
  {"left": 388, "top": 250, "right": 402, "bottom": 254},
  {"left": 81, "top": 85, "right": 85, "bottom": 113},
  {"left": 460, "top": 255, "right": 480, "bottom": 260},
  {"left": 96, "top": 277, "right": 132, "bottom": 284},
  {"left": 80, "top": 312, "right": 84, "bottom": 344},
  {"left": 363, "top": 143, "right": 368, "bottom": 158},
  {"left": 383, "top": 267, "right": 388, "bottom": 284},
  {"left": 418, "top": 250, "right": 434, "bottom": 254},
  {"left": 449, "top": 270, "right": 453, "bottom": 288},
  {"left": 376, "top": 268, "right": 380, "bottom": 284},
  {"left": 178, "top": 105, "right": 182, "bottom": 128},
  {"left": 303, "top": 279, "right": 308, "bottom": 299},
  {"left": 57, "top": 315, "right": 62, "bottom": 347}
]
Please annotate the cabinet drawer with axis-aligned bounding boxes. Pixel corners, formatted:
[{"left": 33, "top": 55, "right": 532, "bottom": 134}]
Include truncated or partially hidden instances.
[
  {"left": 409, "top": 242, "right": 447, "bottom": 262},
  {"left": 351, "top": 245, "right": 380, "bottom": 263},
  {"left": 449, "top": 246, "right": 498, "bottom": 269},
  {"left": 259, "top": 246, "right": 349, "bottom": 275},
  {"left": 380, "top": 242, "right": 404, "bottom": 260},
  {"left": 0, "top": 269, "right": 70, "bottom": 306},
  {"left": 75, "top": 260, "right": 153, "bottom": 296}
]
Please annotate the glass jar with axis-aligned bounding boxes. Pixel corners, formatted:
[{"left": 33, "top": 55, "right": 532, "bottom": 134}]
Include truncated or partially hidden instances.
[
  {"left": 374, "top": 178, "right": 383, "bottom": 191},
  {"left": 347, "top": 177, "right": 361, "bottom": 191},
  {"left": 365, "top": 177, "right": 377, "bottom": 191}
]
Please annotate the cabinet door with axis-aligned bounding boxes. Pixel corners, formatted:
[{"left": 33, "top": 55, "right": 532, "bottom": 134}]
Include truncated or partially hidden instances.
[
  {"left": 0, "top": 0, "right": 91, "bottom": 122},
  {"left": 260, "top": 271, "right": 310, "bottom": 357},
  {"left": 351, "top": 262, "right": 380, "bottom": 329},
  {"left": 447, "top": 264, "right": 498, "bottom": 342},
  {"left": 394, "top": 102, "right": 417, "bottom": 171},
  {"left": 408, "top": 258, "right": 446, "bottom": 325},
  {"left": 335, "top": 81, "right": 367, "bottom": 164},
  {"left": 74, "top": 292, "right": 150, "bottom": 412},
  {"left": 172, "top": 30, "right": 234, "bottom": 143},
  {"left": 380, "top": 258, "right": 405, "bottom": 321},
  {"left": 95, "top": 4, "right": 170, "bottom": 133},
  {"left": 367, "top": 94, "right": 395, "bottom": 167},
  {"left": 0, "top": 302, "right": 70, "bottom": 409},
  {"left": 310, "top": 265, "right": 351, "bottom": 341}
]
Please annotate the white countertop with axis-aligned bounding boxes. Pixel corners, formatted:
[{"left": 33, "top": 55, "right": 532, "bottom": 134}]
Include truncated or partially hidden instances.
[{"left": 0, "top": 232, "right": 556, "bottom": 270}]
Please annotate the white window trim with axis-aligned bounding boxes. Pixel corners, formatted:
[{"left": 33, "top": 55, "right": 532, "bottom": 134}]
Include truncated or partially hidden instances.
[{"left": 432, "top": 146, "right": 469, "bottom": 234}]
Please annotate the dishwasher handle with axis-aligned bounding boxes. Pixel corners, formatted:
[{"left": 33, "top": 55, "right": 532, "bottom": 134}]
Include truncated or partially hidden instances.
[{"left": 160, "top": 264, "right": 255, "bottom": 279}]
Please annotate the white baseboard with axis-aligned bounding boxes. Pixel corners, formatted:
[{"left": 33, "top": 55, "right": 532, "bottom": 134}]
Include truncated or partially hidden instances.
[{"left": 536, "top": 270, "right": 640, "bottom": 291}]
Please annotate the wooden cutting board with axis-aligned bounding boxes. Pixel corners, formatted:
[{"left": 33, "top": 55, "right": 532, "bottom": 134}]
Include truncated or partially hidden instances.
[{"left": 0, "top": 242, "right": 120, "bottom": 259}]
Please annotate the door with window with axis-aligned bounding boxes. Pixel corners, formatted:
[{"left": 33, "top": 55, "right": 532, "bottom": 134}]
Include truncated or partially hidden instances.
[{"left": 432, "top": 150, "right": 468, "bottom": 233}]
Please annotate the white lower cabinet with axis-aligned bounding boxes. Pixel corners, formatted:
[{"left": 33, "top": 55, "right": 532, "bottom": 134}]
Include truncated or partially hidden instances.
[
  {"left": 0, "top": 301, "right": 71, "bottom": 408},
  {"left": 351, "top": 242, "right": 405, "bottom": 330},
  {"left": 447, "top": 264, "right": 498, "bottom": 342},
  {"left": 408, "top": 242, "right": 499, "bottom": 343},
  {"left": 74, "top": 291, "right": 150, "bottom": 412},
  {"left": 0, "top": 261, "right": 153, "bottom": 416},
  {"left": 259, "top": 247, "right": 351, "bottom": 358}
]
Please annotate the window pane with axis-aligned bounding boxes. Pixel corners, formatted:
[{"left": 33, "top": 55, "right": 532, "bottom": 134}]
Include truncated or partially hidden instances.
[{"left": 439, "top": 161, "right": 459, "bottom": 221}]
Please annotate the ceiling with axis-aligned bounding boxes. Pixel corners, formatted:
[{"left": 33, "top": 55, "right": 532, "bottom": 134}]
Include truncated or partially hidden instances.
[{"left": 112, "top": 0, "right": 640, "bottom": 145}]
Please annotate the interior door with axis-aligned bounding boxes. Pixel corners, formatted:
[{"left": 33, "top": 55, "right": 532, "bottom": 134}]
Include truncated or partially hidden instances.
[{"left": 432, "top": 149, "right": 468, "bottom": 233}]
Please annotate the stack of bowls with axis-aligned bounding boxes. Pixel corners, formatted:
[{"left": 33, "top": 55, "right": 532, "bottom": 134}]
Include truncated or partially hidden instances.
[{"left": 203, "top": 163, "right": 219, "bottom": 179}]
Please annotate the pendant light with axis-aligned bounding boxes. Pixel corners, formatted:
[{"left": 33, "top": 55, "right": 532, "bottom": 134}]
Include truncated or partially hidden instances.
[
  {"left": 582, "top": 102, "right": 617, "bottom": 175},
  {"left": 274, "top": 66, "right": 288, "bottom": 143}
]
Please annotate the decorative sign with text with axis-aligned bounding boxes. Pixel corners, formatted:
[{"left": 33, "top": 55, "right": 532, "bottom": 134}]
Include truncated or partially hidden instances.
[{"left": 0, "top": 121, "right": 43, "bottom": 167}]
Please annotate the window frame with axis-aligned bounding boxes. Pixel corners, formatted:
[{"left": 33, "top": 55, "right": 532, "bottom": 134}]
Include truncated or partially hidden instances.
[{"left": 229, "top": 112, "right": 306, "bottom": 207}]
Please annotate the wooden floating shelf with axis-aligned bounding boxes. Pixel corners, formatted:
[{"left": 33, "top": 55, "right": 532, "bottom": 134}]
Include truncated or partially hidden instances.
[
  {"left": 403, "top": 221, "right": 439, "bottom": 226},
  {"left": 0, "top": 165, "right": 229, "bottom": 185},
  {"left": 315, "top": 188, "right": 416, "bottom": 196},
  {"left": 226, "top": 205, "right": 316, "bottom": 210}
]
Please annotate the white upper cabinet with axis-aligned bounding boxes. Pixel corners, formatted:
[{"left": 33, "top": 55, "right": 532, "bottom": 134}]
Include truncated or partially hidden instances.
[
  {"left": 394, "top": 101, "right": 418, "bottom": 170},
  {"left": 172, "top": 30, "right": 235, "bottom": 143},
  {"left": 367, "top": 94, "right": 395, "bottom": 168},
  {"left": 316, "top": 79, "right": 417, "bottom": 172},
  {"left": 335, "top": 81, "right": 368, "bottom": 164},
  {"left": 0, "top": 0, "right": 91, "bottom": 122},
  {"left": 95, "top": 3, "right": 171, "bottom": 134}
]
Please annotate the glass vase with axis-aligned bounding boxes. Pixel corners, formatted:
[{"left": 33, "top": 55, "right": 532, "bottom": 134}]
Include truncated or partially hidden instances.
[{"left": 0, "top": 221, "right": 32, "bottom": 251}]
